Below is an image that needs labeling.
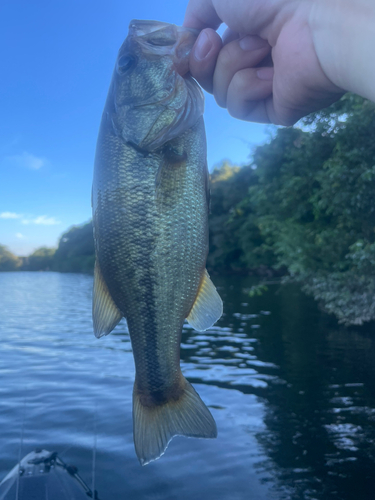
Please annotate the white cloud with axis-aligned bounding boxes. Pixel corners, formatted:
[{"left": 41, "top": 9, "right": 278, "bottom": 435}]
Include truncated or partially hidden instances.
[
  {"left": 16, "top": 233, "right": 25, "bottom": 239},
  {"left": 1, "top": 211, "right": 61, "bottom": 226},
  {"left": 22, "top": 215, "right": 61, "bottom": 226},
  {"left": 6, "top": 151, "right": 47, "bottom": 170},
  {"left": 34, "top": 216, "right": 61, "bottom": 225},
  {"left": 0, "top": 212, "right": 22, "bottom": 219}
]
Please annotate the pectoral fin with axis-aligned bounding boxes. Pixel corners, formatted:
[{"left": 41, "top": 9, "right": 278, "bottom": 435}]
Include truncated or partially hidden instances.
[
  {"left": 92, "top": 261, "right": 122, "bottom": 338},
  {"left": 187, "top": 270, "right": 223, "bottom": 331}
]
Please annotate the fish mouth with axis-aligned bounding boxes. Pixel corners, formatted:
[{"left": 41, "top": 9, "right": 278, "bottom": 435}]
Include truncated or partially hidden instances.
[
  {"left": 128, "top": 19, "right": 200, "bottom": 76},
  {"left": 129, "top": 19, "right": 199, "bottom": 39},
  {"left": 129, "top": 19, "right": 175, "bottom": 37}
]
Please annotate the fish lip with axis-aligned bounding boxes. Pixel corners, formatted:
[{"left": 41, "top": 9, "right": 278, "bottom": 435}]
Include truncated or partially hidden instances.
[
  {"left": 128, "top": 19, "right": 172, "bottom": 37},
  {"left": 128, "top": 19, "right": 199, "bottom": 38}
]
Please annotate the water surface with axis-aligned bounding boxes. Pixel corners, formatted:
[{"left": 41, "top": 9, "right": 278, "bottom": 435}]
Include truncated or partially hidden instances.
[{"left": 0, "top": 272, "right": 374, "bottom": 499}]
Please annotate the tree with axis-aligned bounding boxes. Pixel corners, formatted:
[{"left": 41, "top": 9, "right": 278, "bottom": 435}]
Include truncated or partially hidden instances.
[
  {"left": 0, "top": 245, "right": 21, "bottom": 271},
  {"left": 24, "top": 247, "right": 55, "bottom": 271},
  {"left": 247, "top": 95, "right": 375, "bottom": 324},
  {"left": 208, "top": 161, "right": 276, "bottom": 274},
  {"left": 53, "top": 221, "right": 95, "bottom": 273}
]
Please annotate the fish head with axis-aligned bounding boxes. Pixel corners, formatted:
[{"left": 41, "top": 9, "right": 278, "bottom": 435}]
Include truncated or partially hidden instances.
[{"left": 107, "top": 20, "right": 204, "bottom": 151}]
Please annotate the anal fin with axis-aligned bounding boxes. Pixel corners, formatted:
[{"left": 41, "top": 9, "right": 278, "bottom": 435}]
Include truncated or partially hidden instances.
[
  {"left": 187, "top": 270, "right": 223, "bottom": 331},
  {"left": 92, "top": 260, "right": 122, "bottom": 338}
]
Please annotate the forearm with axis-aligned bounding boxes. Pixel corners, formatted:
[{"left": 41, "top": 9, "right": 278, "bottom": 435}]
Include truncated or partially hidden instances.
[{"left": 310, "top": 0, "right": 375, "bottom": 102}]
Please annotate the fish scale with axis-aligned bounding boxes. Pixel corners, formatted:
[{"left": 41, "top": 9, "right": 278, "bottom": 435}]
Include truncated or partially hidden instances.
[{"left": 92, "top": 20, "right": 222, "bottom": 465}]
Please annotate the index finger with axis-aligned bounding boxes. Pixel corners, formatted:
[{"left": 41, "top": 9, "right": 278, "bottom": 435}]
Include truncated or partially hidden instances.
[
  {"left": 184, "top": 0, "right": 277, "bottom": 38},
  {"left": 183, "top": 0, "right": 222, "bottom": 30}
]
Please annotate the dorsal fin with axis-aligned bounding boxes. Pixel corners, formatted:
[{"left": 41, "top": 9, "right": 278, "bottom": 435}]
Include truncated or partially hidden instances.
[
  {"left": 92, "top": 261, "right": 123, "bottom": 338},
  {"left": 186, "top": 270, "right": 223, "bottom": 331}
]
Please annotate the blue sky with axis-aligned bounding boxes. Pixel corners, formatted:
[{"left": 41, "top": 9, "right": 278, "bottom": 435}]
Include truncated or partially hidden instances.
[{"left": 0, "top": 0, "right": 270, "bottom": 255}]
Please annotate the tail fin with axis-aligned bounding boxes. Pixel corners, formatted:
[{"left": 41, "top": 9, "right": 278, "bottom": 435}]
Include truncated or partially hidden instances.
[{"left": 133, "top": 378, "right": 217, "bottom": 465}]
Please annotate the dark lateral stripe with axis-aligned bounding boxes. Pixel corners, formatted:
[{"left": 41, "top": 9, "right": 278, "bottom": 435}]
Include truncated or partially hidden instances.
[{"left": 130, "top": 264, "right": 165, "bottom": 394}]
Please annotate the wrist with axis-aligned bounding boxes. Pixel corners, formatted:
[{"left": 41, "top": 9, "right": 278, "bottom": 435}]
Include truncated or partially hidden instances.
[{"left": 309, "top": 0, "right": 375, "bottom": 101}]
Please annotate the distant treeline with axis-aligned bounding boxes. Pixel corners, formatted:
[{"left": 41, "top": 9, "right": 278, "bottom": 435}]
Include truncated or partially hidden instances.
[
  {"left": 0, "top": 222, "right": 95, "bottom": 275},
  {"left": 1, "top": 94, "right": 375, "bottom": 326}
]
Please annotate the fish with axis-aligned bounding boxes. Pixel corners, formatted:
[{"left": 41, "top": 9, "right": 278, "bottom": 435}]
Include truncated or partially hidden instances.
[{"left": 92, "top": 19, "right": 223, "bottom": 465}]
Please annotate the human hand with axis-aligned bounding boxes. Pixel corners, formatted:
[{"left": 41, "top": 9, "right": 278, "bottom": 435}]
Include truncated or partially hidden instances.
[{"left": 183, "top": 0, "right": 345, "bottom": 125}]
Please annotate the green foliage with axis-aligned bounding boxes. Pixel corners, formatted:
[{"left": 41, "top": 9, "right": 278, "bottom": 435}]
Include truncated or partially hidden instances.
[
  {"left": 52, "top": 222, "right": 95, "bottom": 273},
  {"left": 0, "top": 244, "right": 21, "bottom": 271},
  {"left": 208, "top": 161, "right": 276, "bottom": 274},
  {"left": 248, "top": 284, "right": 268, "bottom": 297},
  {"left": 248, "top": 95, "right": 375, "bottom": 324},
  {"left": 207, "top": 94, "right": 375, "bottom": 325},
  {"left": 24, "top": 247, "right": 56, "bottom": 271}
]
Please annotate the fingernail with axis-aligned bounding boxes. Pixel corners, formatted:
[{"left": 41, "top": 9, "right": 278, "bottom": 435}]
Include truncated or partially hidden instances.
[
  {"left": 239, "top": 35, "right": 267, "bottom": 51},
  {"left": 257, "top": 67, "right": 274, "bottom": 80},
  {"left": 194, "top": 31, "right": 212, "bottom": 60}
]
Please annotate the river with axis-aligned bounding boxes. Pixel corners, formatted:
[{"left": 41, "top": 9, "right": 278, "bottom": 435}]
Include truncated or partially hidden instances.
[{"left": 0, "top": 272, "right": 374, "bottom": 499}]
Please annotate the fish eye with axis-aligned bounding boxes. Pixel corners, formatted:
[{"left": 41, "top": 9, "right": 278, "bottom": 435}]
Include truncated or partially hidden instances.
[{"left": 117, "top": 55, "right": 137, "bottom": 74}]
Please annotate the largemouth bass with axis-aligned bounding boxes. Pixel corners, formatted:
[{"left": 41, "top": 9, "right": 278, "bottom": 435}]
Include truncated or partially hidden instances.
[{"left": 92, "top": 19, "right": 222, "bottom": 465}]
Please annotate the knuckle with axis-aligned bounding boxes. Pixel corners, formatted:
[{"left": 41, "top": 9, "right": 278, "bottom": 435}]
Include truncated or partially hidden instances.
[
  {"left": 230, "top": 71, "right": 248, "bottom": 93},
  {"left": 275, "top": 103, "right": 301, "bottom": 126},
  {"left": 227, "top": 103, "right": 247, "bottom": 120},
  {"left": 226, "top": 92, "right": 246, "bottom": 120},
  {"left": 217, "top": 43, "right": 239, "bottom": 70}
]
